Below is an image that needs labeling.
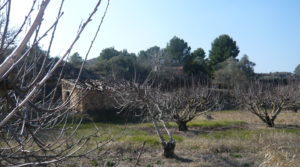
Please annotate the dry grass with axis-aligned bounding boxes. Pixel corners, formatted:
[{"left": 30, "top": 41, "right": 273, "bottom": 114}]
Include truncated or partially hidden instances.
[{"left": 61, "top": 110, "right": 300, "bottom": 167}]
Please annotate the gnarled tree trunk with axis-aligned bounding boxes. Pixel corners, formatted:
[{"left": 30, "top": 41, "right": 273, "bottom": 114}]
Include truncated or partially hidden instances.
[
  {"left": 235, "top": 81, "right": 300, "bottom": 129},
  {"left": 264, "top": 119, "right": 275, "bottom": 127},
  {"left": 162, "top": 141, "right": 176, "bottom": 158},
  {"left": 177, "top": 121, "right": 188, "bottom": 131}
]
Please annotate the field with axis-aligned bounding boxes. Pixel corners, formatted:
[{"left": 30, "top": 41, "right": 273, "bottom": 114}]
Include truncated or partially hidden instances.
[{"left": 62, "top": 110, "right": 300, "bottom": 167}]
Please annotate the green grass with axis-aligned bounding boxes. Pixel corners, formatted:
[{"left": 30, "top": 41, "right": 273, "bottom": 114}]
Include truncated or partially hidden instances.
[
  {"left": 277, "top": 128, "right": 300, "bottom": 134},
  {"left": 133, "top": 120, "right": 245, "bottom": 129},
  {"left": 164, "top": 135, "right": 184, "bottom": 142},
  {"left": 73, "top": 122, "right": 185, "bottom": 146},
  {"left": 199, "top": 128, "right": 300, "bottom": 140},
  {"left": 70, "top": 120, "right": 249, "bottom": 145},
  {"left": 65, "top": 111, "right": 300, "bottom": 167},
  {"left": 200, "top": 129, "right": 254, "bottom": 140},
  {"left": 65, "top": 119, "right": 300, "bottom": 149},
  {"left": 77, "top": 124, "right": 149, "bottom": 140},
  {"left": 121, "top": 135, "right": 161, "bottom": 145},
  {"left": 121, "top": 135, "right": 184, "bottom": 146},
  {"left": 137, "top": 122, "right": 177, "bottom": 128},
  {"left": 187, "top": 120, "right": 246, "bottom": 128},
  {"left": 230, "top": 153, "right": 243, "bottom": 158},
  {"left": 75, "top": 119, "right": 246, "bottom": 132}
]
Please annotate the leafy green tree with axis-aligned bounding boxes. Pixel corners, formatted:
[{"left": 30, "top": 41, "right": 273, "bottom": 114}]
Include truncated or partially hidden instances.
[
  {"left": 69, "top": 52, "right": 83, "bottom": 67},
  {"left": 191, "top": 48, "right": 206, "bottom": 59},
  {"left": 238, "top": 54, "right": 255, "bottom": 78},
  {"left": 183, "top": 48, "right": 208, "bottom": 76},
  {"left": 208, "top": 34, "right": 240, "bottom": 74},
  {"left": 294, "top": 64, "right": 300, "bottom": 76},
  {"left": 137, "top": 46, "right": 162, "bottom": 72},
  {"left": 98, "top": 47, "right": 119, "bottom": 61},
  {"left": 119, "top": 49, "right": 136, "bottom": 57},
  {"left": 165, "top": 36, "right": 191, "bottom": 65},
  {"left": 214, "top": 57, "right": 244, "bottom": 88},
  {"left": 214, "top": 55, "right": 255, "bottom": 88},
  {"left": 138, "top": 46, "right": 161, "bottom": 63},
  {"left": 107, "top": 55, "right": 136, "bottom": 80},
  {"left": 94, "top": 47, "right": 139, "bottom": 80},
  {"left": 95, "top": 47, "right": 119, "bottom": 73}
]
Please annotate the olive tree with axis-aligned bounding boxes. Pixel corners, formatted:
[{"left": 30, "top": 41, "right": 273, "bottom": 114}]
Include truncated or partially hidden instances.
[
  {"left": 0, "top": 0, "right": 110, "bottom": 166},
  {"left": 213, "top": 55, "right": 255, "bottom": 89}
]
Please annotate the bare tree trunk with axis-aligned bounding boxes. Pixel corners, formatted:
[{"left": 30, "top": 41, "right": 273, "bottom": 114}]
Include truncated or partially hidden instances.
[
  {"left": 113, "top": 80, "right": 180, "bottom": 158},
  {"left": 265, "top": 119, "right": 275, "bottom": 127},
  {"left": 235, "top": 81, "right": 300, "bottom": 129},
  {"left": 256, "top": 114, "right": 275, "bottom": 127},
  {"left": 162, "top": 141, "right": 176, "bottom": 158},
  {"left": 170, "top": 86, "right": 218, "bottom": 132},
  {"left": 177, "top": 121, "right": 188, "bottom": 131}
]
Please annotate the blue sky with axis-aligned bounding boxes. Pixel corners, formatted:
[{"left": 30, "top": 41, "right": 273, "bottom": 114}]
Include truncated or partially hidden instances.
[{"left": 11, "top": 0, "right": 300, "bottom": 73}]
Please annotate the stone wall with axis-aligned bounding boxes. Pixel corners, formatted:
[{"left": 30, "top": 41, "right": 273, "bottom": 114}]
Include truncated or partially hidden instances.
[
  {"left": 61, "top": 79, "right": 116, "bottom": 120},
  {"left": 80, "top": 89, "right": 115, "bottom": 113},
  {"left": 61, "top": 80, "right": 83, "bottom": 112}
]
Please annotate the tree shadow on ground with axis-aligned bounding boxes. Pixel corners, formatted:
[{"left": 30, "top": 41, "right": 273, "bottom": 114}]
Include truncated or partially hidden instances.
[
  {"left": 198, "top": 153, "right": 257, "bottom": 167},
  {"left": 181, "top": 125, "right": 248, "bottom": 137},
  {"left": 275, "top": 124, "right": 300, "bottom": 129},
  {"left": 174, "top": 155, "right": 193, "bottom": 163}
]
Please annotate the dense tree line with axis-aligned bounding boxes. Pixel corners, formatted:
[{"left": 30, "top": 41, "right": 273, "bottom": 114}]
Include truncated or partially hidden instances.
[
  {"left": 68, "top": 34, "right": 260, "bottom": 87},
  {"left": 64, "top": 34, "right": 300, "bottom": 94},
  {"left": 294, "top": 64, "right": 300, "bottom": 76}
]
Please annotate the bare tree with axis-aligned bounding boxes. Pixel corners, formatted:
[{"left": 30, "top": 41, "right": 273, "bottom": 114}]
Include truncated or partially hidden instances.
[
  {"left": 114, "top": 82, "right": 176, "bottom": 158},
  {"left": 235, "top": 81, "right": 300, "bottom": 127},
  {"left": 0, "top": 0, "right": 110, "bottom": 166},
  {"left": 168, "top": 86, "right": 218, "bottom": 131}
]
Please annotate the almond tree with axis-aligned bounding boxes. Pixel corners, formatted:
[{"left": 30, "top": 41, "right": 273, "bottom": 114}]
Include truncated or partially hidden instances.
[
  {"left": 113, "top": 82, "right": 176, "bottom": 158},
  {"left": 168, "top": 87, "right": 218, "bottom": 131},
  {"left": 0, "top": 0, "right": 110, "bottom": 166},
  {"left": 235, "top": 81, "right": 300, "bottom": 127}
]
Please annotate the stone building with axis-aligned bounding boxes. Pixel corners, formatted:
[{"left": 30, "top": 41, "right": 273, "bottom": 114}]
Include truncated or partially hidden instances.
[{"left": 61, "top": 79, "right": 117, "bottom": 120}]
